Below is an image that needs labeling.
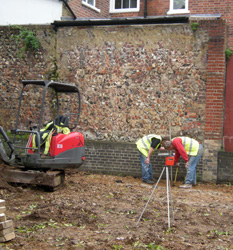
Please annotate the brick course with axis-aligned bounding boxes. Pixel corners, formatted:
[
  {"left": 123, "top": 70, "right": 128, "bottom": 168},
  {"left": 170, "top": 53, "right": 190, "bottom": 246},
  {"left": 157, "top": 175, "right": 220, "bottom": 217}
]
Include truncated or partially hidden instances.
[
  {"left": 80, "top": 140, "right": 203, "bottom": 181},
  {"left": 217, "top": 151, "right": 233, "bottom": 184}
]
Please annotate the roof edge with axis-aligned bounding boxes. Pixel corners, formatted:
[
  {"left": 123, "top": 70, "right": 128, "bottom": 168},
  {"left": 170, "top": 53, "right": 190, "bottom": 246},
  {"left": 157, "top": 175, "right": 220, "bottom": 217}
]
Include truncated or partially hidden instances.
[{"left": 52, "top": 15, "right": 190, "bottom": 28}]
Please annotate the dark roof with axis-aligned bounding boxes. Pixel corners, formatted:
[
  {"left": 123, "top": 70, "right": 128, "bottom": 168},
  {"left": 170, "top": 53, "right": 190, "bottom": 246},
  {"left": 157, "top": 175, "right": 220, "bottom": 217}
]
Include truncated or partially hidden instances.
[{"left": 53, "top": 15, "right": 190, "bottom": 28}]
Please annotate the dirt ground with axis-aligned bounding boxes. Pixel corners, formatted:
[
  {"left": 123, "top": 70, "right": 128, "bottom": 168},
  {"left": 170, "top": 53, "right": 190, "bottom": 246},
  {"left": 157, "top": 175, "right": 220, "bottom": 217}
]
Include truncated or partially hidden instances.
[{"left": 0, "top": 165, "right": 233, "bottom": 250}]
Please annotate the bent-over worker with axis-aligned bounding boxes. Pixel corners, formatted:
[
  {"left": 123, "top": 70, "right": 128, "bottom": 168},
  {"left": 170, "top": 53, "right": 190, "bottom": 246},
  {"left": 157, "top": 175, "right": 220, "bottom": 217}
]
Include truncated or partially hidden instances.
[
  {"left": 164, "top": 137, "right": 204, "bottom": 188},
  {"left": 136, "top": 134, "right": 165, "bottom": 184}
]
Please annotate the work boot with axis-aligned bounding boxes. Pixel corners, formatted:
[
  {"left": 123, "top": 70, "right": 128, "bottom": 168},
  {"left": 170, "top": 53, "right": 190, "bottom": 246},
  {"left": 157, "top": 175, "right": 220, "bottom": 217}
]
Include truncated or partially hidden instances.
[
  {"left": 179, "top": 184, "right": 192, "bottom": 189},
  {"left": 143, "top": 179, "right": 155, "bottom": 184},
  {"left": 149, "top": 177, "right": 156, "bottom": 182}
]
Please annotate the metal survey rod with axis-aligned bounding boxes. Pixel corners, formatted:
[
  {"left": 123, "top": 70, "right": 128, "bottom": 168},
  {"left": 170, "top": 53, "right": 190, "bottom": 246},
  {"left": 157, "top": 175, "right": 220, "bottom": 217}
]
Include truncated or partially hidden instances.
[{"left": 136, "top": 167, "right": 165, "bottom": 226}]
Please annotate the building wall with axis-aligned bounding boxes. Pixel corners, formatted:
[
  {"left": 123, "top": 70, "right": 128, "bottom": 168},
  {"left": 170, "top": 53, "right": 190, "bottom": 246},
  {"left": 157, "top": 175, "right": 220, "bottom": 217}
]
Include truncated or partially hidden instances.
[
  {"left": 67, "top": 0, "right": 233, "bottom": 49},
  {"left": 69, "top": 0, "right": 109, "bottom": 19},
  {"left": 189, "top": 0, "right": 233, "bottom": 49},
  {"left": 0, "top": 18, "right": 227, "bottom": 182},
  {"left": 0, "top": 0, "right": 63, "bottom": 25},
  {"left": 56, "top": 19, "right": 226, "bottom": 182}
]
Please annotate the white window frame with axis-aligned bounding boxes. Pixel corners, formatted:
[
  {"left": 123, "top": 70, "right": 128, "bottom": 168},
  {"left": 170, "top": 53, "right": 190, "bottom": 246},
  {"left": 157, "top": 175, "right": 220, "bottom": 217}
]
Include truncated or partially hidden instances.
[
  {"left": 109, "top": 0, "right": 140, "bottom": 13},
  {"left": 167, "top": 0, "right": 190, "bottom": 15},
  {"left": 82, "top": 0, "right": 100, "bottom": 13}
]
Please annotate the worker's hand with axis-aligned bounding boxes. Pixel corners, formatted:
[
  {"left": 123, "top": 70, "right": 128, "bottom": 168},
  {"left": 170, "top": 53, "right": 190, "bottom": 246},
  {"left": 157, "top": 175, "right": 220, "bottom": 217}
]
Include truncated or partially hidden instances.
[
  {"left": 145, "top": 158, "right": 150, "bottom": 164},
  {"left": 185, "top": 162, "right": 189, "bottom": 169},
  {"left": 175, "top": 162, "right": 179, "bottom": 168},
  {"left": 159, "top": 147, "right": 165, "bottom": 150}
]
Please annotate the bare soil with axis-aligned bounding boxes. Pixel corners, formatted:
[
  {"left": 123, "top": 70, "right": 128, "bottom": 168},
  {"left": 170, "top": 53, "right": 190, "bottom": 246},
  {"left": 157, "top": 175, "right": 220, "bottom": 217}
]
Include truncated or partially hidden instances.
[{"left": 0, "top": 165, "right": 233, "bottom": 250}]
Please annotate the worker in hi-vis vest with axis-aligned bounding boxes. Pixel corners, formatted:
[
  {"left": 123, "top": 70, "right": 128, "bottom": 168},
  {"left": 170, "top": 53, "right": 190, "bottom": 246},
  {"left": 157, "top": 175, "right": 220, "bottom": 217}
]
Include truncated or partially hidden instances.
[
  {"left": 164, "top": 137, "right": 204, "bottom": 189},
  {"left": 136, "top": 134, "right": 165, "bottom": 184}
]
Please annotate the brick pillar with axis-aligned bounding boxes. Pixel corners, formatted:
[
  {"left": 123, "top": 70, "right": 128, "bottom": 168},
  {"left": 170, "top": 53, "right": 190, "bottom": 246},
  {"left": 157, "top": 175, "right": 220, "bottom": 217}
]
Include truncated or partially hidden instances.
[
  {"left": 223, "top": 55, "right": 233, "bottom": 152},
  {"left": 201, "top": 19, "right": 227, "bottom": 182}
]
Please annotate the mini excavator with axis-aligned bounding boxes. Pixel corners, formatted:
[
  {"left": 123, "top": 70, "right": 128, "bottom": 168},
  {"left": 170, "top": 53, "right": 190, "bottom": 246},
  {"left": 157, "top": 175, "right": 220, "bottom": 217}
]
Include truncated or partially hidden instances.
[{"left": 0, "top": 80, "right": 85, "bottom": 191}]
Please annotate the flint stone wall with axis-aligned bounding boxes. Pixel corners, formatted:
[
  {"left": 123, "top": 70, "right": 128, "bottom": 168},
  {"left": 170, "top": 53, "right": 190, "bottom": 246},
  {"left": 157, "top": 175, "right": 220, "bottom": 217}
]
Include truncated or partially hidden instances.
[
  {"left": 57, "top": 24, "right": 207, "bottom": 143},
  {"left": 0, "top": 20, "right": 227, "bottom": 182}
]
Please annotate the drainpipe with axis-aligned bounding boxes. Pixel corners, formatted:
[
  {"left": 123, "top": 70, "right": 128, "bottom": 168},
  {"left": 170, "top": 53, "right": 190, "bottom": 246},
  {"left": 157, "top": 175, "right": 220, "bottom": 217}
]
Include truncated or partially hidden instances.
[
  {"left": 144, "top": 0, "right": 147, "bottom": 18},
  {"left": 61, "top": 0, "right": 77, "bottom": 20}
]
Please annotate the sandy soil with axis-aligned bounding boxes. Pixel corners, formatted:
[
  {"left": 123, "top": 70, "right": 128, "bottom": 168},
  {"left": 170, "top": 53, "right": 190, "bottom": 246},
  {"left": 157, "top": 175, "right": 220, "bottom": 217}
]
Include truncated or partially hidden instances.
[{"left": 0, "top": 166, "right": 233, "bottom": 250}]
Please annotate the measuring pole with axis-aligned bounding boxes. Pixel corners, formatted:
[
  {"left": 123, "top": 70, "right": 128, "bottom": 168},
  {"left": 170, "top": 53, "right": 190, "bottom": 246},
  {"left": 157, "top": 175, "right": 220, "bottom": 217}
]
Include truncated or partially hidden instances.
[
  {"left": 166, "top": 166, "right": 170, "bottom": 228},
  {"left": 169, "top": 120, "right": 173, "bottom": 181}
]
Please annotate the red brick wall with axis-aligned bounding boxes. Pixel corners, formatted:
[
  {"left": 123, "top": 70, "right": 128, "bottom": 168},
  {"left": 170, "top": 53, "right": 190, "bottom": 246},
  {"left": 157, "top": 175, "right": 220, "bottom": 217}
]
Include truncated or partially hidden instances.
[
  {"left": 147, "top": 0, "right": 169, "bottom": 16},
  {"left": 197, "top": 19, "right": 227, "bottom": 140},
  {"left": 108, "top": 0, "right": 169, "bottom": 18},
  {"left": 69, "top": 0, "right": 109, "bottom": 19},
  {"left": 224, "top": 56, "right": 233, "bottom": 151},
  {"left": 189, "top": 0, "right": 233, "bottom": 49}
]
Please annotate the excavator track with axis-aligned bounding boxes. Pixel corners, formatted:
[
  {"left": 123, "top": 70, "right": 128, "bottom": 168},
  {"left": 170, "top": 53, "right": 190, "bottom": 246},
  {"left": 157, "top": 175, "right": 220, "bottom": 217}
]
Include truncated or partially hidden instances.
[{"left": 1, "top": 165, "right": 65, "bottom": 191}]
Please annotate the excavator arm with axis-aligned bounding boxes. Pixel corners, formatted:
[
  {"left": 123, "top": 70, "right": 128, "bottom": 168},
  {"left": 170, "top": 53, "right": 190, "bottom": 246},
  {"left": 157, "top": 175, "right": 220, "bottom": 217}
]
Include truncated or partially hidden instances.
[{"left": 0, "top": 126, "right": 15, "bottom": 165}]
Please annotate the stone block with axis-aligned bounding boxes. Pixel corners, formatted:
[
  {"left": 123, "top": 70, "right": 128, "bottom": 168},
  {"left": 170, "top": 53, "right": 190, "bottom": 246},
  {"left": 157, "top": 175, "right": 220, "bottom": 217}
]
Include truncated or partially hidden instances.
[
  {"left": 0, "top": 220, "right": 13, "bottom": 230},
  {"left": 0, "top": 214, "right": 6, "bottom": 223},
  {"left": 0, "top": 200, "right": 5, "bottom": 207},
  {"left": 0, "top": 226, "right": 14, "bottom": 236},
  {"left": 0, "top": 232, "right": 15, "bottom": 242},
  {"left": 0, "top": 207, "right": 6, "bottom": 214}
]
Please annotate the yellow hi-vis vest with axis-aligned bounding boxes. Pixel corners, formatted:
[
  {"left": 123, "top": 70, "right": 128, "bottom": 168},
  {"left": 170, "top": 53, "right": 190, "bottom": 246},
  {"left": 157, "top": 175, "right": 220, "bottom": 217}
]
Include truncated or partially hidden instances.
[
  {"left": 136, "top": 134, "right": 162, "bottom": 157},
  {"left": 32, "top": 121, "right": 70, "bottom": 155},
  {"left": 178, "top": 137, "right": 199, "bottom": 156}
]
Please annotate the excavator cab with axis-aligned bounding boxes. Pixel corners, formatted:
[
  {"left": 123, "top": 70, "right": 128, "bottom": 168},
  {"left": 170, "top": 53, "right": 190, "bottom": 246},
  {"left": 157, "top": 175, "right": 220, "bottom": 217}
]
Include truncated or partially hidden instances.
[{"left": 0, "top": 80, "right": 85, "bottom": 190}]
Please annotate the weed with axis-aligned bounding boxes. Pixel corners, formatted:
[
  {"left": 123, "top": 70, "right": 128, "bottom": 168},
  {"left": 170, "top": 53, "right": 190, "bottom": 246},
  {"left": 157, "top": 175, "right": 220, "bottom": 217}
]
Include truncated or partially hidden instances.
[
  {"left": 79, "top": 225, "right": 86, "bottom": 229},
  {"left": 191, "top": 22, "right": 199, "bottom": 31},
  {"left": 127, "top": 210, "right": 136, "bottom": 214},
  {"left": 225, "top": 48, "right": 233, "bottom": 60},
  {"left": 90, "top": 214, "right": 96, "bottom": 219},
  {"left": 210, "top": 230, "right": 233, "bottom": 236},
  {"left": 97, "top": 223, "right": 108, "bottom": 228},
  {"left": 81, "top": 208, "right": 87, "bottom": 213},
  {"left": 47, "top": 221, "right": 60, "bottom": 228},
  {"left": 16, "top": 215, "right": 22, "bottom": 220},
  {"left": 11, "top": 26, "right": 41, "bottom": 58},
  {"left": 164, "top": 227, "right": 175, "bottom": 234},
  {"left": 15, "top": 223, "right": 46, "bottom": 233},
  {"left": 132, "top": 241, "right": 148, "bottom": 248},
  {"left": 29, "top": 203, "right": 37, "bottom": 210},
  {"left": 113, "top": 245, "right": 123, "bottom": 250},
  {"left": 147, "top": 242, "right": 167, "bottom": 249}
]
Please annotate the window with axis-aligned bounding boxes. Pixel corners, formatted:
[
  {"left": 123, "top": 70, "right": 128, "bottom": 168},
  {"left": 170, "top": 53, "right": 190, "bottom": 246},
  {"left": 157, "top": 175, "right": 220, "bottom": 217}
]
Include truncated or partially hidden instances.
[
  {"left": 110, "top": 0, "right": 140, "bottom": 13},
  {"left": 167, "top": 0, "right": 190, "bottom": 14},
  {"left": 83, "top": 0, "right": 94, "bottom": 7},
  {"left": 82, "top": 0, "right": 100, "bottom": 13}
]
